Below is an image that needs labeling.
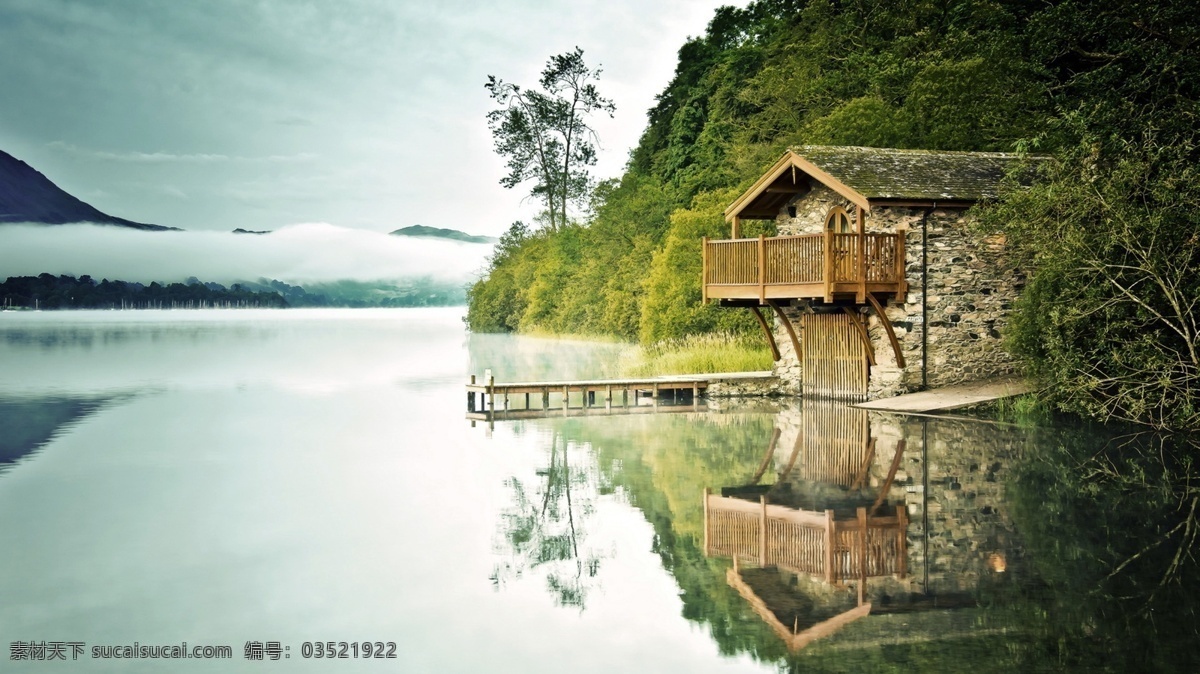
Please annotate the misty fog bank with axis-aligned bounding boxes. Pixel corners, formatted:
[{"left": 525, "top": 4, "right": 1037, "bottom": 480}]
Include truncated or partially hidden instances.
[{"left": 0, "top": 222, "right": 493, "bottom": 286}]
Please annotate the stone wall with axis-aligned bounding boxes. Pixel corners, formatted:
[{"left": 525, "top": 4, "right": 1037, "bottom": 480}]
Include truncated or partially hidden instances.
[
  {"left": 706, "top": 373, "right": 795, "bottom": 397},
  {"left": 766, "top": 197, "right": 1022, "bottom": 398},
  {"left": 869, "top": 413, "right": 1030, "bottom": 597},
  {"left": 775, "top": 183, "right": 860, "bottom": 235}
]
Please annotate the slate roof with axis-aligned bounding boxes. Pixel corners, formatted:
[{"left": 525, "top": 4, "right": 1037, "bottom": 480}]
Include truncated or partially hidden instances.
[
  {"left": 725, "top": 145, "right": 1042, "bottom": 221},
  {"left": 791, "top": 145, "right": 1029, "bottom": 202}
]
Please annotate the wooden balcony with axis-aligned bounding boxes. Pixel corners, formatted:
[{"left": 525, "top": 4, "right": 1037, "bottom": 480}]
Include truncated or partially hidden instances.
[{"left": 703, "top": 232, "right": 907, "bottom": 304}]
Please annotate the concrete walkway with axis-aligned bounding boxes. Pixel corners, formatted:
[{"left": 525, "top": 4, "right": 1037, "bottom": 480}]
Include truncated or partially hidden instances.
[{"left": 854, "top": 376, "right": 1031, "bottom": 413}]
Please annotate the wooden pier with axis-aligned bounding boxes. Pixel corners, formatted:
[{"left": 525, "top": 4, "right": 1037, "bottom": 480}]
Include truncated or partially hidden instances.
[
  {"left": 468, "top": 374, "right": 711, "bottom": 414},
  {"left": 466, "top": 372, "right": 775, "bottom": 424}
]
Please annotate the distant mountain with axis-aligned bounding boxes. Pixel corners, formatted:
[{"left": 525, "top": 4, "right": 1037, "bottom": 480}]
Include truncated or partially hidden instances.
[
  {"left": 0, "top": 149, "right": 177, "bottom": 231},
  {"left": 389, "top": 225, "right": 496, "bottom": 243},
  {"left": 232, "top": 228, "right": 271, "bottom": 235}
]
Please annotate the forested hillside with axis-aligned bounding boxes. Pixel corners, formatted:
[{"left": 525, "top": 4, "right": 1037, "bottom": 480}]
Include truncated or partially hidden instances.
[{"left": 469, "top": 0, "right": 1200, "bottom": 429}]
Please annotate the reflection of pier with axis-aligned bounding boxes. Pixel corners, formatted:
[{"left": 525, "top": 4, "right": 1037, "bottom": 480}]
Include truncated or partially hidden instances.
[{"left": 467, "top": 400, "right": 707, "bottom": 423}]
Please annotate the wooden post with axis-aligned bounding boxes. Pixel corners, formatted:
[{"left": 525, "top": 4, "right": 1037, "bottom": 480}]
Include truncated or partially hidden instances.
[
  {"left": 759, "top": 495, "right": 768, "bottom": 567},
  {"left": 488, "top": 375, "right": 495, "bottom": 415},
  {"left": 757, "top": 233, "right": 766, "bottom": 304},
  {"left": 823, "top": 229, "right": 834, "bottom": 302},
  {"left": 623, "top": 388, "right": 629, "bottom": 407},
  {"left": 896, "top": 504, "right": 908, "bottom": 579},
  {"left": 605, "top": 384, "right": 612, "bottom": 410},
  {"left": 824, "top": 509, "right": 836, "bottom": 583},
  {"left": 542, "top": 387, "right": 550, "bottom": 410},
  {"left": 524, "top": 392, "right": 530, "bottom": 409},
  {"left": 843, "top": 307, "right": 876, "bottom": 366},
  {"left": 750, "top": 306, "right": 781, "bottom": 361},
  {"left": 702, "top": 487, "right": 711, "bottom": 556},
  {"left": 468, "top": 375, "right": 476, "bottom": 412},
  {"left": 856, "top": 206, "right": 867, "bottom": 303},
  {"left": 895, "top": 229, "right": 908, "bottom": 296},
  {"left": 767, "top": 300, "right": 802, "bottom": 367},
  {"left": 866, "top": 293, "right": 905, "bottom": 368},
  {"left": 702, "top": 236, "right": 709, "bottom": 303},
  {"left": 652, "top": 383, "right": 659, "bottom": 409},
  {"left": 857, "top": 507, "right": 868, "bottom": 582},
  {"left": 731, "top": 215, "right": 741, "bottom": 239},
  {"left": 562, "top": 385, "right": 569, "bottom": 411}
]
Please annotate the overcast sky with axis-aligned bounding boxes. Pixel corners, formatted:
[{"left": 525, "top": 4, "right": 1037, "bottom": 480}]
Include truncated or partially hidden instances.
[{"left": 0, "top": 0, "right": 742, "bottom": 234}]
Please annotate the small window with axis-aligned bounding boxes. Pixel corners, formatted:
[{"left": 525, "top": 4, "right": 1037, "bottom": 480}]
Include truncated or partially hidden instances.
[{"left": 824, "top": 206, "right": 852, "bottom": 234}]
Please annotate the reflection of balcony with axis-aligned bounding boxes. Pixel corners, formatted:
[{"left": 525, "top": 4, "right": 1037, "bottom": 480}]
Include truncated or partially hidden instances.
[
  {"left": 703, "top": 492, "right": 907, "bottom": 584},
  {"left": 702, "top": 232, "right": 907, "bottom": 304}
]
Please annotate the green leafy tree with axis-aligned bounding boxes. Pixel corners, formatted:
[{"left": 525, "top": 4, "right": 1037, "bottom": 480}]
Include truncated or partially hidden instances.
[{"left": 486, "top": 48, "right": 615, "bottom": 233}]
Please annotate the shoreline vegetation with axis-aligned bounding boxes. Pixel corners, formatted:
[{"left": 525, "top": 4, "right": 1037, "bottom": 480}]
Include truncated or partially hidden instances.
[
  {"left": 1, "top": 274, "right": 466, "bottom": 310},
  {"left": 619, "top": 332, "right": 773, "bottom": 377},
  {"left": 467, "top": 0, "right": 1200, "bottom": 432}
]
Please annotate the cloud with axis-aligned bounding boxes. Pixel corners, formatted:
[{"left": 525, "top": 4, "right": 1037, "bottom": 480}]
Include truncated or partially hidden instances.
[
  {"left": 0, "top": 222, "right": 492, "bottom": 286},
  {"left": 46, "top": 141, "right": 317, "bottom": 164}
]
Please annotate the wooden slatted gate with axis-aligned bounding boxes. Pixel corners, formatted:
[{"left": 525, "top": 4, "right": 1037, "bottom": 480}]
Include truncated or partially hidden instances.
[{"left": 801, "top": 313, "right": 868, "bottom": 399}]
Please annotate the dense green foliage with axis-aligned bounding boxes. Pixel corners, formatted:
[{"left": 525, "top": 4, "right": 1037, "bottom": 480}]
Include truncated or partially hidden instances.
[
  {"left": 470, "top": 0, "right": 1200, "bottom": 427},
  {"left": 976, "top": 1, "right": 1200, "bottom": 430}
]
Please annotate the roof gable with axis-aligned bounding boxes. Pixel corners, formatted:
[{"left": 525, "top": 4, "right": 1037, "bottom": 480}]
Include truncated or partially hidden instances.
[{"left": 726, "top": 146, "right": 1035, "bottom": 221}]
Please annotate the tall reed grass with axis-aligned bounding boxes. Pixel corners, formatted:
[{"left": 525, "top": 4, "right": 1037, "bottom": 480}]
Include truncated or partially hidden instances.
[{"left": 620, "top": 332, "right": 774, "bottom": 376}]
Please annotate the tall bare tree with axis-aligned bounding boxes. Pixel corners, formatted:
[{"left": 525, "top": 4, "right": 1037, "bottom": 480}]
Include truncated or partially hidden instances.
[{"left": 486, "top": 48, "right": 615, "bottom": 232}]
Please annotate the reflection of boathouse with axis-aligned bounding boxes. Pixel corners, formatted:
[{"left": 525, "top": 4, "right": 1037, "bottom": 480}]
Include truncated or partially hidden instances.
[
  {"left": 702, "top": 402, "right": 1028, "bottom": 653},
  {"left": 705, "top": 402, "right": 907, "bottom": 585},
  {"left": 703, "top": 402, "right": 910, "bottom": 650}
]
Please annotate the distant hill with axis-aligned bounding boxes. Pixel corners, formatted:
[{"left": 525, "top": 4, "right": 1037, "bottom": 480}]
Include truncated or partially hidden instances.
[
  {"left": 389, "top": 225, "right": 496, "bottom": 243},
  {"left": 0, "top": 149, "right": 177, "bottom": 231}
]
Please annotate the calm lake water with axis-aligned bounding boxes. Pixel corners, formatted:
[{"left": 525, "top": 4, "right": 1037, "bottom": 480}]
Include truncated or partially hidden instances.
[{"left": 1, "top": 308, "right": 1196, "bottom": 672}]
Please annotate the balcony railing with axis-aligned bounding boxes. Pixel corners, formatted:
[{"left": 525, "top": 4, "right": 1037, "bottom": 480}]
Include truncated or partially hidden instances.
[{"left": 703, "top": 232, "right": 907, "bottom": 303}]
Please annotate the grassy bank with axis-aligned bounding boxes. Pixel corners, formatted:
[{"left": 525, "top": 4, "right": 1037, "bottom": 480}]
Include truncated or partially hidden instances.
[{"left": 620, "top": 332, "right": 773, "bottom": 377}]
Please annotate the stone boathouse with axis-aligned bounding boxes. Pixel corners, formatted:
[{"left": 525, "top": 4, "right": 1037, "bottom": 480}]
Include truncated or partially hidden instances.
[{"left": 702, "top": 146, "right": 1029, "bottom": 399}]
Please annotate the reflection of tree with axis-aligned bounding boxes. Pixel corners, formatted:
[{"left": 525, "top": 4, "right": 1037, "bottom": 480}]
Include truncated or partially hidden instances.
[
  {"left": 1003, "top": 429, "right": 1200, "bottom": 672},
  {"left": 491, "top": 431, "right": 602, "bottom": 609}
]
